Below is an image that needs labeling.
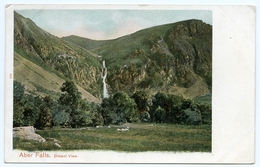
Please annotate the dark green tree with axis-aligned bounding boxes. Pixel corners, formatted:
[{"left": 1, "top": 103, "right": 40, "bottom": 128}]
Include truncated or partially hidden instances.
[
  {"left": 37, "top": 106, "right": 53, "bottom": 129},
  {"left": 131, "top": 91, "right": 149, "bottom": 113},
  {"left": 59, "top": 81, "right": 82, "bottom": 109},
  {"left": 165, "top": 94, "right": 183, "bottom": 124},
  {"left": 154, "top": 106, "right": 165, "bottom": 123},
  {"left": 196, "top": 103, "right": 212, "bottom": 125},
  {"left": 20, "top": 94, "right": 39, "bottom": 126},
  {"left": 100, "top": 91, "right": 139, "bottom": 125},
  {"left": 58, "top": 81, "right": 83, "bottom": 127},
  {"left": 36, "top": 96, "right": 53, "bottom": 129},
  {"left": 13, "top": 81, "right": 25, "bottom": 103},
  {"left": 78, "top": 99, "right": 103, "bottom": 127},
  {"left": 13, "top": 81, "right": 25, "bottom": 127},
  {"left": 140, "top": 111, "right": 150, "bottom": 122},
  {"left": 150, "top": 92, "right": 168, "bottom": 122},
  {"left": 13, "top": 104, "right": 24, "bottom": 127}
]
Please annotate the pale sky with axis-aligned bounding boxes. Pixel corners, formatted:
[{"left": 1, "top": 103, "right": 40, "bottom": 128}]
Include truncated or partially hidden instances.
[{"left": 16, "top": 10, "right": 212, "bottom": 40}]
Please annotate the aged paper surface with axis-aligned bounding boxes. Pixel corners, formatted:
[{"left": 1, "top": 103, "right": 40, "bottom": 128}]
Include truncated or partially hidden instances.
[{"left": 5, "top": 4, "right": 255, "bottom": 163}]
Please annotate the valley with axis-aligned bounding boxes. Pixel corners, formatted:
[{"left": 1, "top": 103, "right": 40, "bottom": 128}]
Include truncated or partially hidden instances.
[{"left": 13, "top": 11, "right": 212, "bottom": 152}]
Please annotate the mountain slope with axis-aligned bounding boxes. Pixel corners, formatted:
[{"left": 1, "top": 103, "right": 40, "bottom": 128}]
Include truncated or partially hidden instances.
[
  {"left": 14, "top": 52, "right": 100, "bottom": 103},
  {"left": 64, "top": 19, "right": 212, "bottom": 98},
  {"left": 14, "top": 11, "right": 102, "bottom": 101},
  {"left": 14, "top": 10, "right": 212, "bottom": 100}
]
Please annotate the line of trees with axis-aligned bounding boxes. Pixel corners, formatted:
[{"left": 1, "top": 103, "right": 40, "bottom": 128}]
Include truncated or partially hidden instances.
[
  {"left": 13, "top": 80, "right": 102, "bottom": 129},
  {"left": 13, "top": 80, "right": 211, "bottom": 129},
  {"left": 100, "top": 91, "right": 211, "bottom": 126}
]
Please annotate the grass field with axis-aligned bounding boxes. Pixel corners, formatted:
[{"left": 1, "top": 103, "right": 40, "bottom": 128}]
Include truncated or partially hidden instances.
[{"left": 13, "top": 123, "right": 211, "bottom": 152}]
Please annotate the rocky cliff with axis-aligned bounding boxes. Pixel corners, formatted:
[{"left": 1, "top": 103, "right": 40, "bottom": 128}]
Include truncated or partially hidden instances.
[{"left": 64, "top": 19, "right": 212, "bottom": 99}]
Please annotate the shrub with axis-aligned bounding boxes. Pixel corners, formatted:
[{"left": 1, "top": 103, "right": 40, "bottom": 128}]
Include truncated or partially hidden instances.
[{"left": 180, "top": 108, "right": 202, "bottom": 125}]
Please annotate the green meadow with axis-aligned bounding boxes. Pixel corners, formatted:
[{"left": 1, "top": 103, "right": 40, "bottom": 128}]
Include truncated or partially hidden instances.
[{"left": 14, "top": 123, "right": 211, "bottom": 152}]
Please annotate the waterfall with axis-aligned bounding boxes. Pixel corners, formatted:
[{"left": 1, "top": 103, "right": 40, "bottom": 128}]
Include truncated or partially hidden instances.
[{"left": 102, "top": 60, "right": 109, "bottom": 98}]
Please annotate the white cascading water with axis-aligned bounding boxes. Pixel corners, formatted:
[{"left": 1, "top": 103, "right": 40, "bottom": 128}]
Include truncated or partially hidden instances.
[{"left": 102, "top": 60, "right": 109, "bottom": 98}]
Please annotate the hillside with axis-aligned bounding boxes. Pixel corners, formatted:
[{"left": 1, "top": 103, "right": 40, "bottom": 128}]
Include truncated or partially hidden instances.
[
  {"left": 64, "top": 19, "right": 212, "bottom": 98},
  {"left": 14, "top": 10, "right": 212, "bottom": 100},
  {"left": 14, "top": 11, "right": 102, "bottom": 102}
]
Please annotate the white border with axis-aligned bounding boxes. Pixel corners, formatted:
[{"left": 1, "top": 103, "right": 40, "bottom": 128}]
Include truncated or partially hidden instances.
[{"left": 3, "top": 2, "right": 257, "bottom": 165}]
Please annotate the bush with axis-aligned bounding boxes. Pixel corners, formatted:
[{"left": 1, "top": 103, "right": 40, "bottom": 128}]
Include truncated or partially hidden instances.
[{"left": 180, "top": 108, "right": 202, "bottom": 125}]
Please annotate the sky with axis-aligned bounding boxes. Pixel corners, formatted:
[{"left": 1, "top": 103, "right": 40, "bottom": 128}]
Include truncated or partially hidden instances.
[{"left": 16, "top": 10, "right": 212, "bottom": 40}]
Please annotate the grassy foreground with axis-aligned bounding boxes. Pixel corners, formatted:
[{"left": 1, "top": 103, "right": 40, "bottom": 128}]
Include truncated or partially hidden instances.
[{"left": 13, "top": 123, "right": 211, "bottom": 152}]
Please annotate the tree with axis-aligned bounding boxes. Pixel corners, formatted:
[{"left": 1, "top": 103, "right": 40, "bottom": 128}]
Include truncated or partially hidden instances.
[
  {"left": 131, "top": 91, "right": 149, "bottom": 113},
  {"left": 13, "top": 81, "right": 25, "bottom": 127},
  {"left": 21, "top": 94, "right": 39, "bottom": 126},
  {"left": 113, "top": 91, "right": 139, "bottom": 123},
  {"left": 140, "top": 111, "right": 150, "bottom": 122},
  {"left": 59, "top": 81, "right": 82, "bottom": 109},
  {"left": 180, "top": 108, "right": 202, "bottom": 125},
  {"left": 100, "top": 91, "right": 139, "bottom": 125},
  {"left": 150, "top": 92, "right": 168, "bottom": 122},
  {"left": 154, "top": 106, "right": 165, "bottom": 123},
  {"left": 78, "top": 99, "right": 103, "bottom": 127},
  {"left": 164, "top": 94, "right": 183, "bottom": 124},
  {"left": 13, "top": 81, "right": 40, "bottom": 127},
  {"left": 13, "top": 104, "right": 24, "bottom": 127},
  {"left": 178, "top": 99, "right": 202, "bottom": 125},
  {"left": 51, "top": 103, "right": 70, "bottom": 127},
  {"left": 36, "top": 96, "right": 53, "bottom": 129},
  {"left": 37, "top": 106, "right": 53, "bottom": 129},
  {"left": 197, "top": 103, "right": 212, "bottom": 125},
  {"left": 13, "top": 81, "right": 25, "bottom": 103},
  {"left": 58, "top": 81, "right": 83, "bottom": 128},
  {"left": 70, "top": 109, "right": 86, "bottom": 128}
]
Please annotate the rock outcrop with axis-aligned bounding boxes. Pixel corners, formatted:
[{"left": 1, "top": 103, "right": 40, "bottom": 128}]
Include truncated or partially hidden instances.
[{"left": 13, "top": 126, "right": 46, "bottom": 142}]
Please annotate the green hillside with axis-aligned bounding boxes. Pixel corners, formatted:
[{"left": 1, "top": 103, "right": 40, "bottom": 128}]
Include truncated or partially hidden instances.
[
  {"left": 14, "top": 11, "right": 103, "bottom": 100},
  {"left": 14, "top": 50, "right": 101, "bottom": 103},
  {"left": 14, "top": 10, "right": 212, "bottom": 100},
  {"left": 64, "top": 20, "right": 212, "bottom": 98}
]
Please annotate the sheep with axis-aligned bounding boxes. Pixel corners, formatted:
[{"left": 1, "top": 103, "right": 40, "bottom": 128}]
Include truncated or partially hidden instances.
[{"left": 117, "top": 127, "right": 130, "bottom": 132}]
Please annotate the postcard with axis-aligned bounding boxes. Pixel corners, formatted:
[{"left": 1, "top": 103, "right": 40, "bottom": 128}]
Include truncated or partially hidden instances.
[{"left": 5, "top": 4, "right": 255, "bottom": 163}]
